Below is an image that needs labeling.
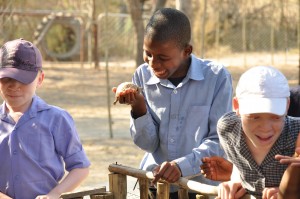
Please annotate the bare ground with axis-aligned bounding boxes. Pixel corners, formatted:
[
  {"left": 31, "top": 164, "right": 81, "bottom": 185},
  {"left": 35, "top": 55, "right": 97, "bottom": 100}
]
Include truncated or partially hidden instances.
[{"left": 37, "top": 59, "right": 299, "bottom": 193}]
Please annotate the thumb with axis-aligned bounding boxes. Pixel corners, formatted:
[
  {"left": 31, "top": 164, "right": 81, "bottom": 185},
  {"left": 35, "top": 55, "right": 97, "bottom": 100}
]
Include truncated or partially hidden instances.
[{"left": 112, "top": 87, "right": 117, "bottom": 93}]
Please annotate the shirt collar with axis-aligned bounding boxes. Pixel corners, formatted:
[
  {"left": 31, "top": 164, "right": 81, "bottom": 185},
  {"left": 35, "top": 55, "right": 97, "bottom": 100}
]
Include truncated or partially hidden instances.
[
  {"left": 0, "top": 95, "right": 50, "bottom": 120},
  {"left": 146, "top": 54, "right": 205, "bottom": 85}
]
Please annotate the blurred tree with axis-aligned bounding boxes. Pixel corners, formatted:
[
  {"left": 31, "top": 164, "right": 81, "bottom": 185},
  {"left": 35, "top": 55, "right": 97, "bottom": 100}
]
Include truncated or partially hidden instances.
[
  {"left": 124, "top": 0, "right": 144, "bottom": 67},
  {"left": 125, "top": 0, "right": 167, "bottom": 67}
]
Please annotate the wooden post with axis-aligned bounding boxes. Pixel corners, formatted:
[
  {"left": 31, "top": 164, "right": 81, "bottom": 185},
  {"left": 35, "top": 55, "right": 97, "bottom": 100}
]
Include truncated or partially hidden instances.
[
  {"left": 156, "top": 182, "right": 169, "bottom": 199},
  {"left": 178, "top": 188, "right": 189, "bottom": 199},
  {"left": 109, "top": 173, "right": 127, "bottom": 199},
  {"left": 139, "top": 178, "right": 149, "bottom": 199}
]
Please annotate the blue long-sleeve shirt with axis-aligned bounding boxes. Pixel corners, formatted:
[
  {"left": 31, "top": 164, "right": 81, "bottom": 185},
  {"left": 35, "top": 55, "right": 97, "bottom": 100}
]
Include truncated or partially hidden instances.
[{"left": 130, "top": 54, "right": 233, "bottom": 187}]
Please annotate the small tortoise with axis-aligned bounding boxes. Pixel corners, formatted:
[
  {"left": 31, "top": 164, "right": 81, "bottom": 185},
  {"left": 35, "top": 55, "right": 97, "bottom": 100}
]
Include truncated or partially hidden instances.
[{"left": 113, "top": 82, "right": 142, "bottom": 105}]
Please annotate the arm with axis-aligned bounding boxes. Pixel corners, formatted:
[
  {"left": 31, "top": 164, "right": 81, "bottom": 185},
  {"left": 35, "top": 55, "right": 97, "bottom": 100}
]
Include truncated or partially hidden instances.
[
  {"left": 0, "top": 192, "right": 12, "bottom": 199},
  {"left": 278, "top": 164, "right": 300, "bottom": 199},
  {"left": 36, "top": 167, "right": 89, "bottom": 199},
  {"left": 277, "top": 133, "right": 300, "bottom": 199}
]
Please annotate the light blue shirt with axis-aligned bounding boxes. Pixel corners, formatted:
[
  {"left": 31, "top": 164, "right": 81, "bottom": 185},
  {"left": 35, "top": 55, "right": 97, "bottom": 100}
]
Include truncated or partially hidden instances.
[
  {"left": 130, "top": 54, "right": 233, "bottom": 187},
  {"left": 0, "top": 95, "right": 90, "bottom": 199}
]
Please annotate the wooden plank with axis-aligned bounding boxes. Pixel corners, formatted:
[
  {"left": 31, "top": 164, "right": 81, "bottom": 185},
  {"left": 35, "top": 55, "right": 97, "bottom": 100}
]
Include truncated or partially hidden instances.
[
  {"left": 60, "top": 187, "right": 106, "bottom": 199},
  {"left": 90, "top": 192, "right": 113, "bottom": 199}
]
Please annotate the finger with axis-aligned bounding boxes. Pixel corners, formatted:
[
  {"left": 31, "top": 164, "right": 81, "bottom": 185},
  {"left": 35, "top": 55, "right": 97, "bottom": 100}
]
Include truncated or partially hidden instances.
[
  {"left": 112, "top": 87, "right": 117, "bottom": 93},
  {"left": 296, "top": 133, "right": 300, "bottom": 148},
  {"left": 151, "top": 166, "right": 161, "bottom": 184},
  {"left": 235, "top": 186, "right": 246, "bottom": 198},
  {"left": 165, "top": 166, "right": 181, "bottom": 182}
]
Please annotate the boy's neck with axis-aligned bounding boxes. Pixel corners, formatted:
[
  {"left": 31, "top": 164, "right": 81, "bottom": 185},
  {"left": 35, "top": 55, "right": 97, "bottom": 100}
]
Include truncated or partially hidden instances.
[
  {"left": 245, "top": 136, "right": 272, "bottom": 165},
  {"left": 8, "top": 111, "right": 23, "bottom": 123}
]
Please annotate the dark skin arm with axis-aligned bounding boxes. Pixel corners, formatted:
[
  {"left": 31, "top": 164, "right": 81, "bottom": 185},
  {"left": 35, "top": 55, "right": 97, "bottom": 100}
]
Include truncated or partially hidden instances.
[
  {"left": 200, "top": 156, "right": 233, "bottom": 182},
  {"left": 112, "top": 87, "right": 182, "bottom": 184},
  {"left": 277, "top": 133, "right": 300, "bottom": 199}
]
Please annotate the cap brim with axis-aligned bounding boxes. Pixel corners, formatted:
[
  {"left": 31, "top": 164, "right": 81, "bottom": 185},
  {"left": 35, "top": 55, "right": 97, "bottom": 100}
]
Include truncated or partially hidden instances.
[
  {"left": 0, "top": 68, "right": 38, "bottom": 84},
  {"left": 238, "top": 98, "right": 287, "bottom": 116}
]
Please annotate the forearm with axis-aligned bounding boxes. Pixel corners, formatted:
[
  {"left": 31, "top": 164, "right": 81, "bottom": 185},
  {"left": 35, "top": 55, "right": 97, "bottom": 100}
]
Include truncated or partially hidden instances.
[
  {"left": 0, "top": 192, "right": 12, "bottom": 199},
  {"left": 47, "top": 167, "right": 89, "bottom": 197},
  {"left": 279, "top": 165, "right": 300, "bottom": 199}
]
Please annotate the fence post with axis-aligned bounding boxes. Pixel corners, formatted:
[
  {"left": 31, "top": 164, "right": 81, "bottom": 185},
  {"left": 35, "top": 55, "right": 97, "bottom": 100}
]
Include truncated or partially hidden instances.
[
  {"left": 178, "top": 188, "right": 189, "bottom": 199},
  {"left": 109, "top": 173, "right": 127, "bottom": 199},
  {"left": 156, "top": 182, "right": 169, "bottom": 199},
  {"left": 139, "top": 178, "right": 149, "bottom": 199}
]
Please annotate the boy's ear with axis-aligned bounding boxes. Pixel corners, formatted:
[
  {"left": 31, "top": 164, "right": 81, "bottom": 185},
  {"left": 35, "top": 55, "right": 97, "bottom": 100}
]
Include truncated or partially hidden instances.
[
  {"left": 184, "top": 44, "right": 193, "bottom": 56},
  {"left": 37, "top": 71, "right": 45, "bottom": 88},
  {"left": 233, "top": 97, "right": 240, "bottom": 115}
]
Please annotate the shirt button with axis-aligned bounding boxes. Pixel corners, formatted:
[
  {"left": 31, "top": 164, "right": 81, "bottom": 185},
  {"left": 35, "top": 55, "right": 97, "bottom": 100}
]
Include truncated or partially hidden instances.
[
  {"left": 170, "top": 138, "right": 174, "bottom": 143},
  {"left": 173, "top": 89, "right": 177, "bottom": 94},
  {"left": 13, "top": 150, "right": 17, "bottom": 155}
]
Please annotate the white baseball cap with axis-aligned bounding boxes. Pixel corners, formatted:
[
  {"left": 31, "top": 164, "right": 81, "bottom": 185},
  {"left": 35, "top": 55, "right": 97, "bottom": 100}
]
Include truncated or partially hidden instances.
[{"left": 236, "top": 66, "right": 290, "bottom": 115}]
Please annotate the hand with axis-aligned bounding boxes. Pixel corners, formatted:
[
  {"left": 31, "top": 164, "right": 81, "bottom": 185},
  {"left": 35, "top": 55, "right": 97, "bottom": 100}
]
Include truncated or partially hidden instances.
[
  {"left": 275, "top": 133, "right": 300, "bottom": 166},
  {"left": 217, "top": 181, "right": 246, "bottom": 199},
  {"left": 112, "top": 86, "right": 141, "bottom": 105},
  {"left": 151, "top": 161, "right": 181, "bottom": 184},
  {"left": 201, "top": 156, "right": 233, "bottom": 181},
  {"left": 262, "top": 187, "right": 279, "bottom": 199},
  {"left": 112, "top": 86, "right": 146, "bottom": 118}
]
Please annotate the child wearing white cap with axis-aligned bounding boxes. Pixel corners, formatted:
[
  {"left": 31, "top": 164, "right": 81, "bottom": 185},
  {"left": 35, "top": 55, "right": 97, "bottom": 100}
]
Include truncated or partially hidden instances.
[
  {"left": 215, "top": 66, "right": 300, "bottom": 198},
  {"left": 0, "top": 39, "right": 90, "bottom": 199}
]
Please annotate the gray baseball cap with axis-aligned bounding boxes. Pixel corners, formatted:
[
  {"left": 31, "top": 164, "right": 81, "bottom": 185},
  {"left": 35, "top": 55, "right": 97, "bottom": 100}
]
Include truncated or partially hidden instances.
[{"left": 0, "top": 38, "right": 42, "bottom": 84}]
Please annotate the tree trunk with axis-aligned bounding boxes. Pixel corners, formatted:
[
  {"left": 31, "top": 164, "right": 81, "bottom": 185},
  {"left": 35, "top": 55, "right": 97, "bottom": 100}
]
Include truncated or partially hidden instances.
[{"left": 125, "top": 0, "right": 145, "bottom": 68}]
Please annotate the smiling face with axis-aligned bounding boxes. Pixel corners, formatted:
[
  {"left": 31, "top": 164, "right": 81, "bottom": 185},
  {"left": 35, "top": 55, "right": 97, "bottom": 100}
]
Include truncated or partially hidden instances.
[
  {"left": 240, "top": 113, "right": 285, "bottom": 150},
  {"left": 233, "top": 96, "right": 288, "bottom": 158},
  {"left": 143, "top": 37, "right": 192, "bottom": 79}
]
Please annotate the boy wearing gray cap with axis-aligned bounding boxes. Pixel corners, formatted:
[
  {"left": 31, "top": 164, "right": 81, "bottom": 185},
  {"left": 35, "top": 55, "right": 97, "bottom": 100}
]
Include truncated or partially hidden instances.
[
  {"left": 0, "top": 38, "right": 90, "bottom": 199},
  {"left": 215, "top": 66, "right": 300, "bottom": 198}
]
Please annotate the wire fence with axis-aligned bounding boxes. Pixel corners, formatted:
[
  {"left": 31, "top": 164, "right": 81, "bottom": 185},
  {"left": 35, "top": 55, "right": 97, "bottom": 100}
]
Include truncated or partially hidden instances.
[{"left": 1, "top": 0, "right": 299, "bottom": 68}]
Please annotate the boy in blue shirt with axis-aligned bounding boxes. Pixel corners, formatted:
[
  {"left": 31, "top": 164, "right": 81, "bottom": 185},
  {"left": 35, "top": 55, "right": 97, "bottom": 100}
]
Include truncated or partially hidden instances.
[
  {"left": 0, "top": 38, "right": 90, "bottom": 199},
  {"left": 113, "top": 8, "right": 233, "bottom": 198}
]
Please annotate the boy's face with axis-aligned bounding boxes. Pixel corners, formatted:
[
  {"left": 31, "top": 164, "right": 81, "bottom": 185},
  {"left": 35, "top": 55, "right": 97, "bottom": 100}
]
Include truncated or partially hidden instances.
[
  {"left": 143, "top": 37, "right": 192, "bottom": 79},
  {"left": 0, "top": 71, "right": 44, "bottom": 112},
  {"left": 241, "top": 113, "right": 285, "bottom": 150}
]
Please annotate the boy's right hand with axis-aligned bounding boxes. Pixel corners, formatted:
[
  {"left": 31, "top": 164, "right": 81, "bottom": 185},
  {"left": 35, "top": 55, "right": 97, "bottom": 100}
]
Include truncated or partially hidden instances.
[
  {"left": 112, "top": 86, "right": 140, "bottom": 105},
  {"left": 112, "top": 85, "right": 147, "bottom": 118}
]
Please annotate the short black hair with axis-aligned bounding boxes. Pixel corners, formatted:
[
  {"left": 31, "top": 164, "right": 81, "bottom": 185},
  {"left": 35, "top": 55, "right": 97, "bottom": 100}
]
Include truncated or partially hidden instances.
[{"left": 144, "top": 8, "right": 191, "bottom": 48}]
